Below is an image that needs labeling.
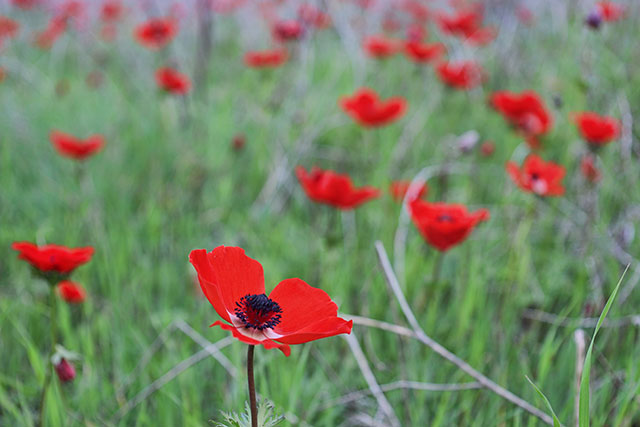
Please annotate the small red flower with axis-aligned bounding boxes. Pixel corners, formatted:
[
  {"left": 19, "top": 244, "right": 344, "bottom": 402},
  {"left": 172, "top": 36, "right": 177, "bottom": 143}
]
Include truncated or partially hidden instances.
[
  {"left": 244, "top": 49, "right": 288, "bottom": 68},
  {"left": 490, "top": 90, "right": 553, "bottom": 145},
  {"left": 54, "top": 359, "right": 76, "bottom": 383},
  {"left": 340, "top": 87, "right": 407, "bottom": 127},
  {"left": 57, "top": 281, "right": 86, "bottom": 304},
  {"left": 437, "top": 7, "right": 482, "bottom": 38},
  {"left": 134, "top": 18, "right": 177, "bottom": 50},
  {"left": 11, "top": 0, "right": 39, "bottom": 9},
  {"left": 409, "top": 200, "right": 489, "bottom": 252},
  {"left": 390, "top": 180, "right": 428, "bottom": 202},
  {"left": 480, "top": 141, "right": 495, "bottom": 157},
  {"left": 101, "top": 0, "right": 123, "bottom": 23},
  {"left": 0, "top": 16, "right": 20, "bottom": 39},
  {"left": 34, "top": 17, "right": 66, "bottom": 50},
  {"left": 580, "top": 155, "right": 602, "bottom": 183},
  {"left": 596, "top": 2, "right": 625, "bottom": 21},
  {"left": 189, "top": 246, "right": 353, "bottom": 356},
  {"left": 272, "top": 20, "right": 303, "bottom": 42},
  {"left": 506, "top": 155, "right": 565, "bottom": 197},
  {"left": 572, "top": 111, "right": 620, "bottom": 147},
  {"left": 50, "top": 130, "right": 105, "bottom": 160},
  {"left": 232, "top": 134, "right": 246, "bottom": 151},
  {"left": 298, "top": 4, "right": 331, "bottom": 29},
  {"left": 12, "top": 242, "right": 94, "bottom": 277},
  {"left": 436, "top": 61, "right": 485, "bottom": 90},
  {"left": 296, "top": 166, "right": 380, "bottom": 210},
  {"left": 155, "top": 67, "right": 191, "bottom": 95},
  {"left": 404, "top": 40, "right": 445, "bottom": 64},
  {"left": 362, "top": 35, "right": 401, "bottom": 58}
]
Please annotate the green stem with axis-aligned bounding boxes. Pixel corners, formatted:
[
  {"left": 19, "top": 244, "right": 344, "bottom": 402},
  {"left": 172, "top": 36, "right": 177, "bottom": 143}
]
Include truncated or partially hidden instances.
[
  {"left": 37, "top": 285, "right": 58, "bottom": 427},
  {"left": 431, "top": 251, "right": 445, "bottom": 284},
  {"left": 247, "top": 345, "right": 257, "bottom": 427}
]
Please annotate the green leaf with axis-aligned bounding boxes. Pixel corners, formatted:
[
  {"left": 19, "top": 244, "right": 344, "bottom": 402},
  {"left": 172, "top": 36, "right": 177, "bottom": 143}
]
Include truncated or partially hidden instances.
[{"left": 525, "top": 375, "right": 562, "bottom": 427}]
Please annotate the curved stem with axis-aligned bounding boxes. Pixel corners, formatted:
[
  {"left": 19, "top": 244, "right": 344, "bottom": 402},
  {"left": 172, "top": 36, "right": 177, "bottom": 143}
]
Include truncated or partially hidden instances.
[
  {"left": 247, "top": 345, "right": 257, "bottom": 427},
  {"left": 37, "top": 285, "right": 58, "bottom": 427}
]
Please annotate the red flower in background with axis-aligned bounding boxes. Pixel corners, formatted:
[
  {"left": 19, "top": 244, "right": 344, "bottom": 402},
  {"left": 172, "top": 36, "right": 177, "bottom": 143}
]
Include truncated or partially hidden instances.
[
  {"left": 403, "top": 0, "right": 430, "bottom": 23},
  {"left": 362, "top": 35, "right": 400, "bottom": 58},
  {"left": 298, "top": 4, "right": 331, "bottom": 29},
  {"left": 57, "top": 281, "right": 86, "bottom": 304},
  {"left": 12, "top": 242, "right": 94, "bottom": 276},
  {"left": 244, "top": 49, "right": 288, "bottom": 68},
  {"left": 189, "top": 246, "right": 353, "bottom": 356},
  {"left": 50, "top": 130, "right": 105, "bottom": 160},
  {"left": 54, "top": 359, "right": 76, "bottom": 383},
  {"left": 596, "top": 2, "right": 625, "bottom": 21},
  {"left": 0, "top": 67, "right": 6, "bottom": 83},
  {"left": 436, "top": 61, "right": 484, "bottom": 90},
  {"left": 465, "top": 26, "right": 496, "bottom": 46},
  {"left": 101, "top": 0, "right": 123, "bottom": 23},
  {"left": 406, "top": 23, "right": 427, "bottom": 42},
  {"left": 409, "top": 200, "right": 489, "bottom": 251},
  {"left": 437, "top": 8, "right": 482, "bottom": 37},
  {"left": 490, "top": 90, "right": 552, "bottom": 148},
  {"left": 390, "top": 180, "right": 428, "bottom": 202},
  {"left": 272, "top": 20, "right": 303, "bottom": 41},
  {"left": 404, "top": 40, "right": 445, "bottom": 63},
  {"left": 581, "top": 155, "right": 602, "bottom": 183},
  {"left": 11, "top": 0, "right": 39, "bottom": 9},
  {"left": 480, "top": 141, "right": 495, "bottom": 157},
  {"left": 134, "top": 18, "right": 177, "bottom": 50},
  {"left": 34, "top": 17, "right": 66, "bottom": 49},
  {"left": 296, "top": 166, "right": 380, "bottom": 210},
  {"left": 0, "top": 16, "right": 19, "bottom": 39},
  {"left": 506, "top": 155, "right": 565, "bottom": 197},
  {"left": 340, "top": 87, "right": 407, "bottom": 127},
  {"left": 572, "top": 111, "right": 620, "bottom": 146},
  {"left": 156, "top": 67, "right": 191, "bottom": 95}
]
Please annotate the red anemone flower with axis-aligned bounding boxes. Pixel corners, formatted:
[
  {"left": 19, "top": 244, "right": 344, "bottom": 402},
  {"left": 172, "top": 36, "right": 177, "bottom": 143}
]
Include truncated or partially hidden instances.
[
  {"left": 101, "top": 0, "right": 123, "bottom": 23},
  {"left": 50, "top": 130, "right": 105, "bottom": 160},
  {"left": 244, "top": 49, "right": 288, "bottom": 68},
  {"left": 57, "top": 281, "right": 86, "bottom": 304},
  {"left": 134, "top": 18, "right": 177, "bottom": 50},
  {"left": 155, "top": 67, "right": 191, "bottom": 95},
  {"left": 340, "top": 87, "right": 407, "bottom": 127},
  {"left": 362, "top": 35, "right": 401, "bottom": 58},
  {"left": 296, "top": 166, "right": 380, "bottom": 210},
  {"left": 12, "top": 242, "right": 94, "bottom": 277},
  {"left": 272, "top": 19, "right": 304, "bottom": 41},
  {"left": 409, "top": 200, "right": 489, "bottom": 252},
  {"left": 11, "top": 0, "right": 39, "bottom": 9},
  {"left": 465, "top": 26, "right": 496, "bottom": 46},
  {"left": 580, "top": 154, "right": 602, "bottom": 183},
  {"left": 437, "top": 8, "right": 482, "bottom": 38},
  {"left": 298, "top": 4, "right": 331, "bottom": 29},
  {"left": 436, "top": 61, "right": 485, "bottom": 90},
  {"left": 189, "top": 246, "right": 353, "bottom": 356},
  {"left": 506, "top": 155, "right": 565, "bottom": 197},
  {"left": 404, "top": 40, "right": 445, "bottom": 64},
  {"left": 572, "top": 111, "right": 620, "bottom": 147},
  {"left": 490, "top": 90, "right": 553, "bottom": 146},
  {"left": 390, "top": 180, "right": 428, "bottom": 202},
  {"left": 55, "top": 359, "right": 76, "bottom": 383},
  {"left": 0, "top": 16, "right": 20, "bottom": 39},
  {"left": 596, "top": 2, "right": 625, "bottom": 21}
]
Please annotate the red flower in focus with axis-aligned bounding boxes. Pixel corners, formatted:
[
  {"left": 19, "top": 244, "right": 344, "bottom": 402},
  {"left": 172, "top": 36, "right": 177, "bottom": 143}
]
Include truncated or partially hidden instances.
[
  {"left": 57, "top": 281, "right": 86, "bottom": 304},
  {"left": 390, "top": 180, "right": 428, "bottom": 202},
  {"left": 298, "top": 4, "right": 331, "bottom": 29},
  {"left": 409, "top": 200, "right": 489, "bottom": 251},
  {"left": 272, "top": 20, "right": 303, "bottom": 42},
  {"left": 134, "top": 18, "right": 177, "bottom": 50},
  {"left": 436, "top": 61, "right": 485, "bottom": 90},
  {"left": 189, "top": 246, "right": 353, "bottom": 356},
  {"left": 581, "top": 155, "right": 602, "bottom": 183},
  {"left": 101, "top": 0, "right": 123, "bottom": 23},
  {"left": 362, "top": 35, "right": 400, "bottom": 58},
  {"left": 340, "top": 87, "right": 407, "bottom": 127},
  {"left": 596, "top": 2, "right": 625, "bottom": 21},
  {"left": 50, "top": 130, "right": 105, "bottom": 160},
  {"left": 404, "top": 40, "right": 445, "bottom": 64},
  {"left": 0, "top": 16, "right": 20, "bottom": 39},
  {"left": 11, "top": 0, "right": 39, "bottom": 9},
  {"left": 490, "top": 90, "right": 553, "bottom": 147},
  {"left": 506, "top": 155, "right": 565, "bottom": 197},
  {"left": 54, "top": 359, "right": 76, "bottom": 383},
  {"left": 296, "top": 166, "right": 380, "bottom": 210},
  {"left": 155, "top": 67, "right": 191, "bottom": 95},
  {"left": 572, "top": 111, "right": 620, "bottom": 146},
  {"left": 12, "top": 242, "right": 94, "bottom": 276},
  {"left": 244, "top": 49, "right": 288, "bottom": 68}
]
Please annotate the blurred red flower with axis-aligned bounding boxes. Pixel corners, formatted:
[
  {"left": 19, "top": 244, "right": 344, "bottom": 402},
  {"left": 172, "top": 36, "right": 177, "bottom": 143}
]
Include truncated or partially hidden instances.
[
  {"left": 581, "top": 155, "right": 602, "bottom": 183},
  {"left": 34, "top": 17, "right": 66, "bottom": 49},
  {"left": 298, "top": 4, "right": 331, "bottom": 29},
  {"left": 296, "top": 166, "right": 380, "bottom": 210},
  {"left": 572, "top": 111, "right": 620, "bottom": 146},
  {"left": 403, "top": 0, "right": 430, "bottom": 23},
  {"left": 244, "top": 49, "right": 288, "bottom": 68},
  {"left": 596, "top": 2, "right": 625, "bottom": 21},
  {"left": 134, "top": 18, "right": 177, "bottom": 50},
  {"left": 363, "top": 35, "right": 401, "bottom": 58},
  {"left": 156, "top": 67, "right": 191, "bottom": 95},
  {"left": 57, "top": 281, "right": 86, "bottom": 304},
  {"left": 11, "top": 0, "right": 39, "bottom": 9},
  {"left": 480, "top": 141, "right": 495, "bottom": 157},
  {"left": 0, "top": 16, "right": 20, "bottom": 39},
  {"left": 409, "top": 200, "right": 489, "bottom": 251},
  {"left": 101, "top": 0, "right": 123, "bottom": 23},
  {"left": 189, "top": 246, "right": 353, "bottom": 356},
  {"left": 100, "top": 24, "right": 117, "bottom": 41},
  {"left": 437, "top": 7, "right": 481, "bottom": 37},
  {"left": 436, "top": 61, "right": 484, "bottom": 90},
  {"left": 12, "top": 242, "right": 94, "bottom": 276},
  {"left": 272, "top": 20, "right": 303, "bottom": 41},
  {"left": 465, "top": 26, "right": 496, "bottom": 46},
  {"left": 506, "top": 155, "right": 565, "bottom": 197},
  {"left": 390, "top": 180, "right": 428, "bottom": 202},
  {"left": 406, "top": 23, "right": 427, "bottom": 42},
  {"left": 404, "top": 40, "right": 445, "bottom": 63},
  {"left": 490, "top": 90, "right": 552, "bottom": 147},
  {"left": 54, "top": 359, "right": 76, "bottom": 383},
  {"left": 340, "top": 87, "right": 407, "bottom": 127},
  {"left": 50, "top": 130, "right": 105, "bottom": 160}
]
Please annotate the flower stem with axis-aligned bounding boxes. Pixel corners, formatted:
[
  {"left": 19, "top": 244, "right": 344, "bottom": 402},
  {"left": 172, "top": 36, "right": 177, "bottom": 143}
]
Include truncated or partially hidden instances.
[
  {"left": 431, "top": 252, "right": 445, "bottom": 284},
  {"left": 247, "top": 345, "right": 257, "bottom": 427},
  {"left": 37, "top": 285, "right": 58, "bottom": 427}
]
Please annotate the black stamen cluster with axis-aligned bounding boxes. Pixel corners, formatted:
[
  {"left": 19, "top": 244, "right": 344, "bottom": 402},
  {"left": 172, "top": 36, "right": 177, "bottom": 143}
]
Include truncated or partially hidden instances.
[{"left": 235, "top": 294, "right": 283, "bottom": 330}]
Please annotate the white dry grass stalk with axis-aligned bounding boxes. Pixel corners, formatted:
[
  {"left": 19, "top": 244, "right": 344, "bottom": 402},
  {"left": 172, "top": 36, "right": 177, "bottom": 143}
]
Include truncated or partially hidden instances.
[{"left": 574, "top": 329, "right": 586, "bottom": 427}]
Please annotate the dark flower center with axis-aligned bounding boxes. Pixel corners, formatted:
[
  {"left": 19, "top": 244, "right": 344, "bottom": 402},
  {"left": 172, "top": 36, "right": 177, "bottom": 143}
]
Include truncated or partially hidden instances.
[
  {"left": 437, "top": 214, "right": 454, "bottom": 222},
  {"left": 234, "top": 294, "right": 282, "bottom": 331},
  {"left": 530, "top": 173, "right": 540, "bottom": 181}
]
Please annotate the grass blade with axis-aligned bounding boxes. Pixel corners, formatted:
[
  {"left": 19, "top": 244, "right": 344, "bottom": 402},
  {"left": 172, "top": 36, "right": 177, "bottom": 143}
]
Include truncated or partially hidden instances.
[{"left": 525, "top": 375, "right": 562, "bottom": 427}]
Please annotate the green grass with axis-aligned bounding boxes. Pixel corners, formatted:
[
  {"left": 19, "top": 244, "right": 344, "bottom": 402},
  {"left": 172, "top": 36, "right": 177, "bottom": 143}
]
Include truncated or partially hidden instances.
[{"left": 2, "top": 5, "right": 640, "bottom": 426}]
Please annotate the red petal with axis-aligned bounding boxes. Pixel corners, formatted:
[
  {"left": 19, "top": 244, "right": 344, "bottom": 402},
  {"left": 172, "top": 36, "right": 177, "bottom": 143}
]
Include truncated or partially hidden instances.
[
  {"left": 275, "top": 317, "right": 353, "bottom": 345},
  {"left": 211, "top": 321, "right": 291, "bottom": 356}
]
